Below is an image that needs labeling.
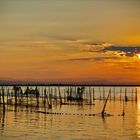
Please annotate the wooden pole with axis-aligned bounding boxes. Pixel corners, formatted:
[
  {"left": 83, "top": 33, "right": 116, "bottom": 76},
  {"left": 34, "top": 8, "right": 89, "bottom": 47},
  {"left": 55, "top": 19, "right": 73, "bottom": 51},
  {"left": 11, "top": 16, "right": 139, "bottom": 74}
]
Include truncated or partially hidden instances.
[
  {"left": 2, "top": 86, "right": 5, "bottom": 111},
  {"left": 26, "top": 86, "right": 29, "bottom": 107},
  {"left": 54, "top": 87, "right": 57, "bottom": 103},
  {"left": 103, "top": 87, "right": 105, "bottom": 100},
  {"left": 101, "top": 89, "right": 111, "bottom": 117},
  {"left": 110, "top": 88, "right": 112, "bottom": 101},
  {"left": 14, "top": 86, "right": 17, "bottom": 106},
  {"left": 46, "top": 87, "right": 51, "bottom": 109},
  {"left": 0, "top": 88, "right": 1, "bottom": 104},
  {"left": 132, "top": 87, "right": 134, "bottom": 101},
  {"left": 7, "top": 88, "right": 9, "bottom": 104},
  {"left": 99, "top": 88, "right": 101, "bottom": 100},
  {"left": 64, "top": 89, "right": 66, "bottom": 103},
  {"left": 36, "top": 87, "right": 39, "bottom": 108},
  {"left": 89, "top": 86, "right": 92, "bottom": 105},
  {"left": 135, "top": 87, "right": 137, "bottom": 102},
  {"left": 122, "top": 100, "right": 125, "bottom": 116},
  {"left": 50, "top": 88, "right": 53, "bottom": 107},
  {"left": 120, "top": 87, "right": 122, "bottom": 101},
  {"left": 58, "top": 86, "right": 62, "bottom": 105},
  {"left": 113, "top": 87, "right": 115, "bottom": 101},
  {"left": 43, "top": 88, "right": 47, "bottom": 106},
  {"left": 42, "top": 87, "right": 44, "bottom": 103},
  {"left": 93, "top": 88, "right": 95, "bottom": 101},
  {"left": 125, "top": 88, "right": 128, "bottom": 102},
  {"left": 20, "top": 88, "right": 23, "bottom": 105}
]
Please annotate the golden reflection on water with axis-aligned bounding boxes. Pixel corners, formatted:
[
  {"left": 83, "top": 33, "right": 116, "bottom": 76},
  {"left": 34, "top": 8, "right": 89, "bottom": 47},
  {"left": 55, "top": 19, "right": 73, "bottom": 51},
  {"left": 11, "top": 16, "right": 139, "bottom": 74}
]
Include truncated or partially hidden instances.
[
  {"left": 0, "top": 86, "right": 140, "bottom": 140},
  {"left": 136, "top": 87, "right": 140, "bottom": 138}
]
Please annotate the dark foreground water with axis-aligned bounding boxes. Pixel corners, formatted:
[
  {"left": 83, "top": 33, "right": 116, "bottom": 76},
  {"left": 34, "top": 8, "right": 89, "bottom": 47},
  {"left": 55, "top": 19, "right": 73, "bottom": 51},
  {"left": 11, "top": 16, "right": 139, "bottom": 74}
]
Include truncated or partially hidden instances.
[{"left": 0, "top": 86, "right": 140, "bottom": 140}]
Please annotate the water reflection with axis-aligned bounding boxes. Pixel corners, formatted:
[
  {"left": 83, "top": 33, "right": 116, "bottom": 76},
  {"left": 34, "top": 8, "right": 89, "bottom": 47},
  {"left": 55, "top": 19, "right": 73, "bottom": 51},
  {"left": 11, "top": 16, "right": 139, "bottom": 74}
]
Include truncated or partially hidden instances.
[
  {"left": 0, "top": 109, "right": 5, "bottom": 128},
  {"left": 0, "top": 87, "right": 140, "bottom": 140},
  {"left": 136, "top": 87, "right": 140, "bottom": 138}
]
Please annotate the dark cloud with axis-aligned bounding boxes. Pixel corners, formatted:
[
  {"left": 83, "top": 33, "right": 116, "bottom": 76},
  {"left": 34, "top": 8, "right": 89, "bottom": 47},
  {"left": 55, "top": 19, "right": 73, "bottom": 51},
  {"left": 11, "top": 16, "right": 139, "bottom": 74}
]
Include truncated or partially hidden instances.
[
  {"left": 67, "top": 56, "right": 119, "bottom": 62},
  {"left": 84, "top": 44, "right": 140, "bottom": 57},
  {"left": 77, "top": 41, "right": 106, "bottom": 46},
  {"left": 62, "top": 37, "right": 140, "bottom": 58},
  {"left": 67, "top": 45, "right": 140, "bottom": 62},
  {"left": 101, "top": 46, "right": 140, "bottom": 57}
]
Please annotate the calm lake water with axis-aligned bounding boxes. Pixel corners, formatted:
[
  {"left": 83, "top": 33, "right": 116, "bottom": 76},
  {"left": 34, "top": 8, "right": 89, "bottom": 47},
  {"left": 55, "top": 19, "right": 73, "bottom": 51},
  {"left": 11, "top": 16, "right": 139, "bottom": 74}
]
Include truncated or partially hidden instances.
[{"left": 0, "top": 86, "right": 140, "bottom": 140}]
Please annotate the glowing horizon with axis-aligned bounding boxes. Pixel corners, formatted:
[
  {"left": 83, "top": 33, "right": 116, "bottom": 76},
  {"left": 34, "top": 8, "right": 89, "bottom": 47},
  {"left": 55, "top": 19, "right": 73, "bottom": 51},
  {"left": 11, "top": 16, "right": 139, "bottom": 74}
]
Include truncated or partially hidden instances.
[{"left": 0, "top": 0, "right": 140, "bottom": 84}]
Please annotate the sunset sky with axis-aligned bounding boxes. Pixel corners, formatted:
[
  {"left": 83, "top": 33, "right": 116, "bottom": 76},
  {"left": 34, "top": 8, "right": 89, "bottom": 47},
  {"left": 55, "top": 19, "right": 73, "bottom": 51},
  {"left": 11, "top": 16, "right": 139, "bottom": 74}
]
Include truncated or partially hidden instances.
[{"left": 0, "top": 0, "right": 140, "bottom": 84}]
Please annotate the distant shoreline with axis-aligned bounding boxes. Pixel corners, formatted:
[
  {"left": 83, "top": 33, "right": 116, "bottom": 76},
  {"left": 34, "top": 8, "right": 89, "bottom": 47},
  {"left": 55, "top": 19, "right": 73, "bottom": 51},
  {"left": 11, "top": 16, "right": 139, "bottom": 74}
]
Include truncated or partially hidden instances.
[{"left": 0, "top": 84, "right": 140, "bottom": 86}]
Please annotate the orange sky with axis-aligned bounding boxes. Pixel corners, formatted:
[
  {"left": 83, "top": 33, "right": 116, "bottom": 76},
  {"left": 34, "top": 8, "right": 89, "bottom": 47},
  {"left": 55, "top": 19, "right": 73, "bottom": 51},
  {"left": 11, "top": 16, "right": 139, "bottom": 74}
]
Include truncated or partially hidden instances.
[{"left": 0, "top": 0, "right": 140, "bottom": 84}]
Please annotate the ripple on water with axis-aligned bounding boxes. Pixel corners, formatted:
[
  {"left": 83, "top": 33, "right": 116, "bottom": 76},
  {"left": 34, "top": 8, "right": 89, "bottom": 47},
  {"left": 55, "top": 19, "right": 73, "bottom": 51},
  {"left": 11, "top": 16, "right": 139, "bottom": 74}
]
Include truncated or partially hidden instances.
[{"left": 0, "top": 93, "right": 140, "bottom": 140}]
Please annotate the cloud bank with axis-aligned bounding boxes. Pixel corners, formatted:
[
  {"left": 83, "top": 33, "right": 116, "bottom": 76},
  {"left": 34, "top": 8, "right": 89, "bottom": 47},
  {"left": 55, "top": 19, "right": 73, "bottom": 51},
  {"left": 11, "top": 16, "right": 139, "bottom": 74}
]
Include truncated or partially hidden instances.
[{"left": 102, "top": 46, "right": 140, "bottom": 57}]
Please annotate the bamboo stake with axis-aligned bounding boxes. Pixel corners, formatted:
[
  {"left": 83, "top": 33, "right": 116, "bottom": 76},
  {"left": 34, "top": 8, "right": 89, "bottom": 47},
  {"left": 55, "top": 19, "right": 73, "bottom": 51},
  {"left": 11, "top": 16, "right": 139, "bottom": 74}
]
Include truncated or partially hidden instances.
[
  {"left": 54, "top": 87, "right": 57, "bottom": 103},
  {"left": 2, "top": 86, "right": 5, "bottom": 111},
  {"left": 7, "top": 88, "right": 9, "bottom": 104},
  {"left": 122, "top": 100, "right": 125, "bottom": 116},
  {"left": 50, "top": 88, "right": 53, "bottom": 107},
  {"left": 120, "top": 87, "right": 122, "bottom": 101},
  {"left": 35, "top": 87, "right": 39, "bottom": 107},
  {"left": 58, "top": 86, "right": 62, "bottom": 105},
  {"left": 89, "top": 86, "right": 92, "bottom": 105},
  {"left": 103, "top": 87, "right": 105, "bottom": 100},
  {"left": 43, "top": 88, "right": 47, "bottom": 106},
  {"left": 42, "top": 87, "right": 44, "bottom": 103},
  {"left": 64, "top": 89, "right": 66, "bottom": 103},
  {"left": 46, "top": 88, "right": 51, "bottom": 109},
  {"left": 26, "top": 86, "right": 29, "bottom": 107},
  {"left": 132, "top": 87, "right": 134, "bottom": 101},
  {"left": 93, "top": 88, "right": 95, "bottom": 101},
  {"left": 135, "top": 87, "right": 137, "bottom": 102},
  {"left": 113, "top": 87, "right": 115, "bottom": 101},
  {"left": 125, "top": 88, "right": 128, "bottom": 102},
  {"left": 20, "top": 88, "right": 23, "bottom": 105},
  {"left": 14, "top": 86, "right": 17, "bottom": 106},
  {"left": 99, "top": 88, "right": 101, "bottom": 100},
  {"left": 0, "top": 89, "right": 1, "bottom": 104},
  {"left": 101, "top": 89, "right": 111, "bottom": 117},
  {"left": 109, "top": 88, "right": 112, "bottom": 101}
]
